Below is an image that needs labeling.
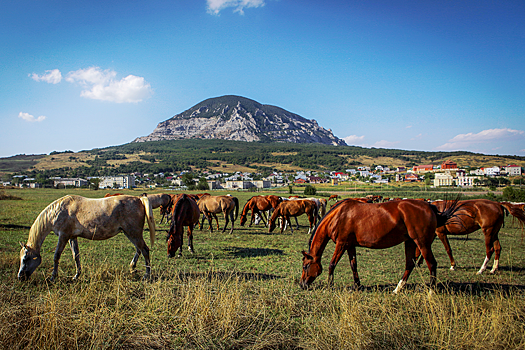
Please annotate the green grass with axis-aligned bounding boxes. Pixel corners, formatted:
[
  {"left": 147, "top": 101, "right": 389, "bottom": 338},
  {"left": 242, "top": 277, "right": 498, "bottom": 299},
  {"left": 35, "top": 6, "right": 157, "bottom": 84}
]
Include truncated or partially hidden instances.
[{"left": 1, "top": 188, "right": 525, "bottom": 349}]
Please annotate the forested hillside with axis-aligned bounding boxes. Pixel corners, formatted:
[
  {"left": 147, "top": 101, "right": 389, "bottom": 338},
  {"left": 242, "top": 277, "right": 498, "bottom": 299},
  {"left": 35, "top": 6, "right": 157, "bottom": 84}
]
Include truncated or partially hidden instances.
[{"left": 2, "top": 139, "right": 524, "bottom": 179}]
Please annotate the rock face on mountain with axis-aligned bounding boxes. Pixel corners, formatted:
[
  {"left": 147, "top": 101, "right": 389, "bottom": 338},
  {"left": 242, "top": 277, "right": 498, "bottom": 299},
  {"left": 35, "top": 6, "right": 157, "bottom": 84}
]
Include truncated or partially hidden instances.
[{"left": 134, "top": 95, "right": 347, "bottom": 146}]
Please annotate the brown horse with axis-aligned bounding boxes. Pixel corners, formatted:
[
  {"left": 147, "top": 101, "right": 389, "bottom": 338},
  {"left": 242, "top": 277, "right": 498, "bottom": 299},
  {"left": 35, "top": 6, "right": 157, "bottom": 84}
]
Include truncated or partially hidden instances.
[
  {"left": 426, "top": 199, "right": 525, "bottom": 274},
  {"left": 166, "top": 194, "right": 201, "bottom": 258},
  {"left": 104, "top": 193, "right": 124, "bottom": 197},
  {"left": 198, "top": 195, "right": 239, "bottom": 234},
  {"left": 300, "top": 198, "right": 460, "bottom": 293},
  {"left": 18, "top": 195, "right": 156, "bottom": 281},
  {"left": 268, "top": 199, "right": 318, "bottom": 234},
  {"left": 328, "top": 194, "right": 339, "bottom": 202},
  {"left": 240, "top": 195, "right": 282, "bottom": 227}
]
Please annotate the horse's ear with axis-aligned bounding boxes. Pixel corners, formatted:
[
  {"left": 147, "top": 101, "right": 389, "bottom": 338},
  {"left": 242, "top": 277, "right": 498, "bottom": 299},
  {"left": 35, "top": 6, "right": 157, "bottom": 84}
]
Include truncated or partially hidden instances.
[
  {"left": 302, "top": 250, "right": 312, "bottom": 260},
  {"left": 19, "top": 242, "right": 28, "bottom": 250}
]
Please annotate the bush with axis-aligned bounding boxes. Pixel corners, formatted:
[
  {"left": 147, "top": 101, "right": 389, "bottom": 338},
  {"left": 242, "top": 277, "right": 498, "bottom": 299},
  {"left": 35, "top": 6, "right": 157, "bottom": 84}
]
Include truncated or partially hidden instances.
[{"left": 304, "top": 185, "right": 317, "bottom": 196}]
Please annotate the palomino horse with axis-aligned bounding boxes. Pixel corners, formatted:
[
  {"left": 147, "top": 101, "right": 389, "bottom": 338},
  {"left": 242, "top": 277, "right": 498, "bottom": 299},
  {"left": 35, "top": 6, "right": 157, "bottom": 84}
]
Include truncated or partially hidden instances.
[
  {"left": 424, "top": 199, "right": 525, "bottom": 274},
  {"left": 198, "top": 195, "right": 239, "bottom": 234},
  {"left": 104, "top": 193, "right": 124, "bottom": 197},
  {"left": 268, "top": 199, "right": 318, "bottom": 235},
  {"left": 300, "top": 198, "right": 460, "bottom": 294},
  {"left": 18, "top": 195, "right": 156, "bottom": 281},
  {"left": 166, "top": 194, "right": 201, "bottom": 258},
  {"left": 240, "top": 195, "right": 282, "bottom": 227}
]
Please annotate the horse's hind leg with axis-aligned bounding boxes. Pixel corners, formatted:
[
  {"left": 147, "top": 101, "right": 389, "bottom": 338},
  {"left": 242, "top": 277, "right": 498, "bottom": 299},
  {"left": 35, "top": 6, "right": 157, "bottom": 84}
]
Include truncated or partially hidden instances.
[
  {"left": 129, "top": 247, "right": 141, "bottom": 273},
  {"left": 69, "top": 238, "right": 81, "bottom": 280},
  {"left": 187, "top": 226, "right": 194, "bottom": 254},
  {"left": 347, "top": 245, "right": 360, "bottom": 288},
  {"left": 478, "top": 227, "right": 501, "bottom": 274},
  {"left": 490, "top": 239, "right": 501, "bottom": 274}
]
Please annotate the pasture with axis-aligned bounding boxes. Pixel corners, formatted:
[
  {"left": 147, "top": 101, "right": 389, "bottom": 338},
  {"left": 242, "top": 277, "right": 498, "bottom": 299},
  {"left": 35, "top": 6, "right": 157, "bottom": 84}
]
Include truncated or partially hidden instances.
[{"left": 1, "top": 188, "right": 525, "bottom": 349}]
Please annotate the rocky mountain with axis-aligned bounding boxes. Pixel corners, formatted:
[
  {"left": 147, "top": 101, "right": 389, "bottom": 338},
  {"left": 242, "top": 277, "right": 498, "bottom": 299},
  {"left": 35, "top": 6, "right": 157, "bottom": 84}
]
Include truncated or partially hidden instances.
[{"left": 134, "top": 95, "right": 347, "bottom": 146}]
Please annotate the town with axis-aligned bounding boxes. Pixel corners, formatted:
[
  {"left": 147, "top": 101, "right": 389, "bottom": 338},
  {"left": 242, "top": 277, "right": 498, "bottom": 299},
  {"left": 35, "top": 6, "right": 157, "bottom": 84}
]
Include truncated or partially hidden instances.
[{"left": 4, "top": 160, "right": 523, "bottom": 191}]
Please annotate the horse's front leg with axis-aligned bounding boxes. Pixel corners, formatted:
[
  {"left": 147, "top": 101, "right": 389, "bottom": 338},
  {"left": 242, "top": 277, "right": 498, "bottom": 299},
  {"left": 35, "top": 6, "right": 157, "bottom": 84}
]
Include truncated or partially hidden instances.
[
  {"left": 261, "top": 211, "right": 268, "bottom": 227},
  {"left": 69, "top": 238, "right": 81, "bottom": 280},
  {"left": 213, "top": 214, "right": 219, "bottom": 231},
  {"left": 327, "top": 242, "right": 347, "bottom": 287},
  {"left": 50, "top": 235, "right": 69, "bottom": 282},
  {"left": 294, "top": 216, "right": 300, "bottom": 230}
]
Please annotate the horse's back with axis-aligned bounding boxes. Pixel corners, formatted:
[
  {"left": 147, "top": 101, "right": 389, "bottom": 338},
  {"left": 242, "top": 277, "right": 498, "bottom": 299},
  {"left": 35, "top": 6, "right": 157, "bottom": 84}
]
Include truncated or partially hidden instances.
[{"left": 60, "top": 195, "right": 146, "bottom": 239}]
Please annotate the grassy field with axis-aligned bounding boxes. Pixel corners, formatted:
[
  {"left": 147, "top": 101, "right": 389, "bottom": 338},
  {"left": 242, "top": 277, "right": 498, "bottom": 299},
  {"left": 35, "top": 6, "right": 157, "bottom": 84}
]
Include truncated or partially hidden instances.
[{"left": 1, "top": 188, "right": 525, "bottom": 349}]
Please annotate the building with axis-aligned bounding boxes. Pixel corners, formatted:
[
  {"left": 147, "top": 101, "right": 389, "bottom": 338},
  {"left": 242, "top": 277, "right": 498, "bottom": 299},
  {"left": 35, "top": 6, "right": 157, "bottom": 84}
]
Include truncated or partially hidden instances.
[
  {"left": 413, "top": 165, "right": 434, "bottom": 173},
  {"left": 456, "top": 175, "right": 480, "bottom": 187},
  {"left": 405, "top": 173, "right": 420, "bottom": 182},
  {"left": 207, "top": 180, "right": 223, "bottom": 190},
  {"left": 441, "top": 160, "right": 458, "bottom": 170},
  {"left": 54, "top": 178, "right": 89, "bottom": 188},
  {"left": 98, "top": 175, "right": 135, "bottom": 189},
  {"left": 502, "top": 165, "right": 522, "bottom": 176},
  {"left": 484, "top": 166, "right": 500, "bottom": 176},
  {"left": 434, "top": 173, "right": 454, "bottom": 187}
]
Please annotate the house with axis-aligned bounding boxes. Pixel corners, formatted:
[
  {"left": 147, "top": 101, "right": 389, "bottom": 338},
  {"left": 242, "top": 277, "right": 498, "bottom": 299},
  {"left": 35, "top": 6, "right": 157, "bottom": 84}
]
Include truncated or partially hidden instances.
[
  {"left": 308, "top": 176, "right": 323, "bottom": 184},
  {"left": 484, "top": 166, "right": 500, "bottom": 176},
  {"left": 98, "top": 175, "right": 135, "bottom": 189},
  {"left": 413, "top": 165, "right": 433, "bottom": 173},
  {"left": 207, "top": 180, "right": 223, "bottom": 190},
  {"left": 54, "top": 178, "right": 89, "bottom": 188},
  {"left": 405, "top": 173, "right": 420, "bottom": 182},
  {"left": 294, "top": 179, "right": 307, "bottom": 184},
  {"left": 502, "top": 165, "right": 522, "bottom": 176},
  {"left": 434, "top": 173, "right": 454, "bottom": 187},
  {"left": 456, "top": 175, "right": 480, "bottom": 187},
  {"left": 441, "top": 160, "right": 458, "bottom": 170}
]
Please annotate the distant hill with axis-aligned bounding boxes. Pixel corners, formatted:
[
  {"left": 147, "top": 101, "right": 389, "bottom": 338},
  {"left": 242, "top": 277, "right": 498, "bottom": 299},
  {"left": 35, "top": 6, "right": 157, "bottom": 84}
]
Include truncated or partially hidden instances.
[{"left": 134, "top": 95, "right": 347, "bottom": 146}]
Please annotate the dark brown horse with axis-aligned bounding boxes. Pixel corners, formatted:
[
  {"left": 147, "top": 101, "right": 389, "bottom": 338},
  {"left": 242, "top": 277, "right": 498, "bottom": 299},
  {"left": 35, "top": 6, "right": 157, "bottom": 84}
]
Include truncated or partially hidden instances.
[
  {"left": 197, "top": 195, "right": 239, "bottom": 234},
  {"left": 300, "top": 198, "right": 460, "bottom": 293},
  {"left": 166, "top": 194, "right": 201, "bottom": 258},
  {"left": 268, "top": 199, "right": 318, "bottom": 234},
  {"left": 240, "top": 195, "right": 282, "bottom": 227},
  {"left": 425, "top": 199, "right": 525, "bottom": 274}
]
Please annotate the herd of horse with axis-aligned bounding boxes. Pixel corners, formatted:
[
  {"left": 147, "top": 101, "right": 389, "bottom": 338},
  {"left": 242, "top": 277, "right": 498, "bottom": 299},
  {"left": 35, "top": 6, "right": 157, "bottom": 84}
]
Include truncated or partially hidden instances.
[{"left": 17, "top": 191, "right": 525, "bottom": 294}]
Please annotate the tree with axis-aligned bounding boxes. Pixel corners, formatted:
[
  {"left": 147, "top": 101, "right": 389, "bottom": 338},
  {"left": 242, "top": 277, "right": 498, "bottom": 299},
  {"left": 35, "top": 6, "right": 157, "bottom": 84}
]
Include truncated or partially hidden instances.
[
  {"left": 197, "top": 177, "right": 209, "bottom": 191},
  {"left": 181, "top": 173, "right": 195, "bottom": 188},
  {"left": 304, "top": 185, "right": 317, "bottom": 196},
  {"left": 90, "top": 178, "right": 101, "bottom": 190}
]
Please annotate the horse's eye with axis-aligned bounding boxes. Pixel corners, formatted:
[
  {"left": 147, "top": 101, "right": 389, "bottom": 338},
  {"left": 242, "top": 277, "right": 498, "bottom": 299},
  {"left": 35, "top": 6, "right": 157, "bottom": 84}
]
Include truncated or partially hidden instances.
[{"left": 33, "top": 257, "right": 38, "bottom": 260}]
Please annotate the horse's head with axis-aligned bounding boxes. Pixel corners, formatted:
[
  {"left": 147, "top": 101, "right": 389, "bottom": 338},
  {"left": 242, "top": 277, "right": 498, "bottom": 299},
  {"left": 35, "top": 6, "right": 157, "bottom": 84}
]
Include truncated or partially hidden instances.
[
  {"left": 268, "top": 218, "right": 277, "bottom": 233},
  {"left": 300, "top": 251, "right": 322, "bottom": 289},
  {"left": 240, "top": 213, "right": 247, "bottom": 226},
  {"left": 166, "top": 221, "right": 182, "bottom": 258},
  {"left": 166, "top": 233, "right": 182, "bottom": 258},
  {"left": 18, "top": 243, "right": 41, "bottom": 281}
]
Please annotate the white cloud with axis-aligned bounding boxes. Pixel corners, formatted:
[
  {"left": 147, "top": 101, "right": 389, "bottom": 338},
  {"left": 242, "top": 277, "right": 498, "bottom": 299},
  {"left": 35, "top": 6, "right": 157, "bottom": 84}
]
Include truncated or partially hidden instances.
[
  {"left": 207, "top": 0, "right": 265, "bottom": 15},
  {"left": 18, "top": 112, "right": 46, "bottom": 122},
  {"left": 406, "top": 125, "right": 412, "bottom": 129},
  {"left": 372, "top": 140, "right": 400, "bottom": 148},
  {"left": 65, "top": 67, "right": 152, "bottom": 103},
  {"left": 30, "top": 69, "right": 62, "bottom": 84},
  {"left": 437, "top": 128, "right": 525, "bottom": 150},
  {"left": 343, "top": 135, "right": 365, "bottom": 145}
]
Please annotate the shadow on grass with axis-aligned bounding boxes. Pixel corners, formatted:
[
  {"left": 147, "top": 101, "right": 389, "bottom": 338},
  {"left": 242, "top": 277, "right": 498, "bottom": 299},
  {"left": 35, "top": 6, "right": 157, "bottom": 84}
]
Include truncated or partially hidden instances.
[
  {"left": 0, "top": 224, "right": 31, "bottom": 230},
  {"left": 223, "top": 246, "right": 284, "bottom": 258},
  {"left": 300, "top": 280, "right": 525, "bottom": 296}
]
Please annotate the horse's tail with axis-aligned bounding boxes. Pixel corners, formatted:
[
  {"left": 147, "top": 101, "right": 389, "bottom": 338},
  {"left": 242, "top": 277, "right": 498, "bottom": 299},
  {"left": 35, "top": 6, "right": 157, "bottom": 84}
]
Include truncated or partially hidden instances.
[
  {"left": 501, "top": 202, "right": 525, "bottom": 232},
  {"left": 233, "top": 197, "right": 239, "bottom": 221},
  {"left": 430, "top": 196, "right": 463, "bottom": 228},
  {"left": 140, "top": 196, "right": 156, "bottom": 248}
]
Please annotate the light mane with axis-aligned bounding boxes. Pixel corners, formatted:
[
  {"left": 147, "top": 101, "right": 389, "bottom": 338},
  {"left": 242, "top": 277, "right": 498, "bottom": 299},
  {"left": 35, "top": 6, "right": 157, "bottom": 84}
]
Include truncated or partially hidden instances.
[{"left": 27, "top": 195, "right": 71, "bottom": 249}]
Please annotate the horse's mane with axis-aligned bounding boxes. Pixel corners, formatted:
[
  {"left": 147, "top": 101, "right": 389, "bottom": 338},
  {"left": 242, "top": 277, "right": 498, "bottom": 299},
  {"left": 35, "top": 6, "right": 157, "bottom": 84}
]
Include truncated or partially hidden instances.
[
  {"left": 307, "top": 198, "right": 352, "bottom": 250},
  {"left": 27, "top": 195, "right": 71, "bottom": 248}
]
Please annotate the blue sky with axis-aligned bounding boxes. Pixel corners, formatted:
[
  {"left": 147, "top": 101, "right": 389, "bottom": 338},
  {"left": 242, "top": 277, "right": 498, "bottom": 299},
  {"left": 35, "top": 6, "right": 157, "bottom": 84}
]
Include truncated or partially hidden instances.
[{"left": 1, "top": 0, "right": 525, "bottom": 158}]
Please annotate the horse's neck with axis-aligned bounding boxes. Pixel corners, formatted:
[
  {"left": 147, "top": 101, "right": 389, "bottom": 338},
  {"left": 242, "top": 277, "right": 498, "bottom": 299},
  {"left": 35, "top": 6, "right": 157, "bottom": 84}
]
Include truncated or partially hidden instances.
[
  {"left": 27, "top": 217, "right": 54, "bottom": 252},
  {"left": 309, "top": 229, "right": 330, "bottom": 261}
]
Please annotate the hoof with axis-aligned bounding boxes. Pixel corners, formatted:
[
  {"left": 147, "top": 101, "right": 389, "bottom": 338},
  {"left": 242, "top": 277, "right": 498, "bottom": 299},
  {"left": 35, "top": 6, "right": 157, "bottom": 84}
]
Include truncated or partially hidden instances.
[{"left": 449, "top": 266, "right": 456, "bottom": 271}]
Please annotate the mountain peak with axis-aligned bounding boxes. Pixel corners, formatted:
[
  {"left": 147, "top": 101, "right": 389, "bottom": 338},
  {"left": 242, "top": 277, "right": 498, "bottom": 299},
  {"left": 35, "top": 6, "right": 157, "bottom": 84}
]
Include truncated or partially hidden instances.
[{"left": 134, "top": 95, "right": 347, "bottom": 146}]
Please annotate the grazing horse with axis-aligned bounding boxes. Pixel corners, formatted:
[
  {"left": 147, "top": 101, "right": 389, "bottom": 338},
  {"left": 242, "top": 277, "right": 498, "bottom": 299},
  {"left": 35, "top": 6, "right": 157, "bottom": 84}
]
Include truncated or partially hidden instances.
[
  {"left": 166, "top": 194, "right": 201, "bottom": 258},
  {"left": 140, "top": 193, "right": 173, "bottom": 224},
  {"left": 268, "top": 199, "right": 318, "bottom": 235},
  {"left": 300, "top": 198, "right": 460, "bottom": 294},
  {"left": 240, "top": 195, "right": 282, "bottom": 227},
  {"left": 198, "top": 195, "right": 239, "bottom": 234},
  {"left": 18, "top": 195, "right": 156, "bottom": 281},
  {"left": 328, "top": 194, "right": 339, "bottom": 202},
  {"left": 424, "top": 199, "right": 525, "bottom": 274},
  {"left": 104, "top": 193, "right": 124, "bottom": 197}
]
